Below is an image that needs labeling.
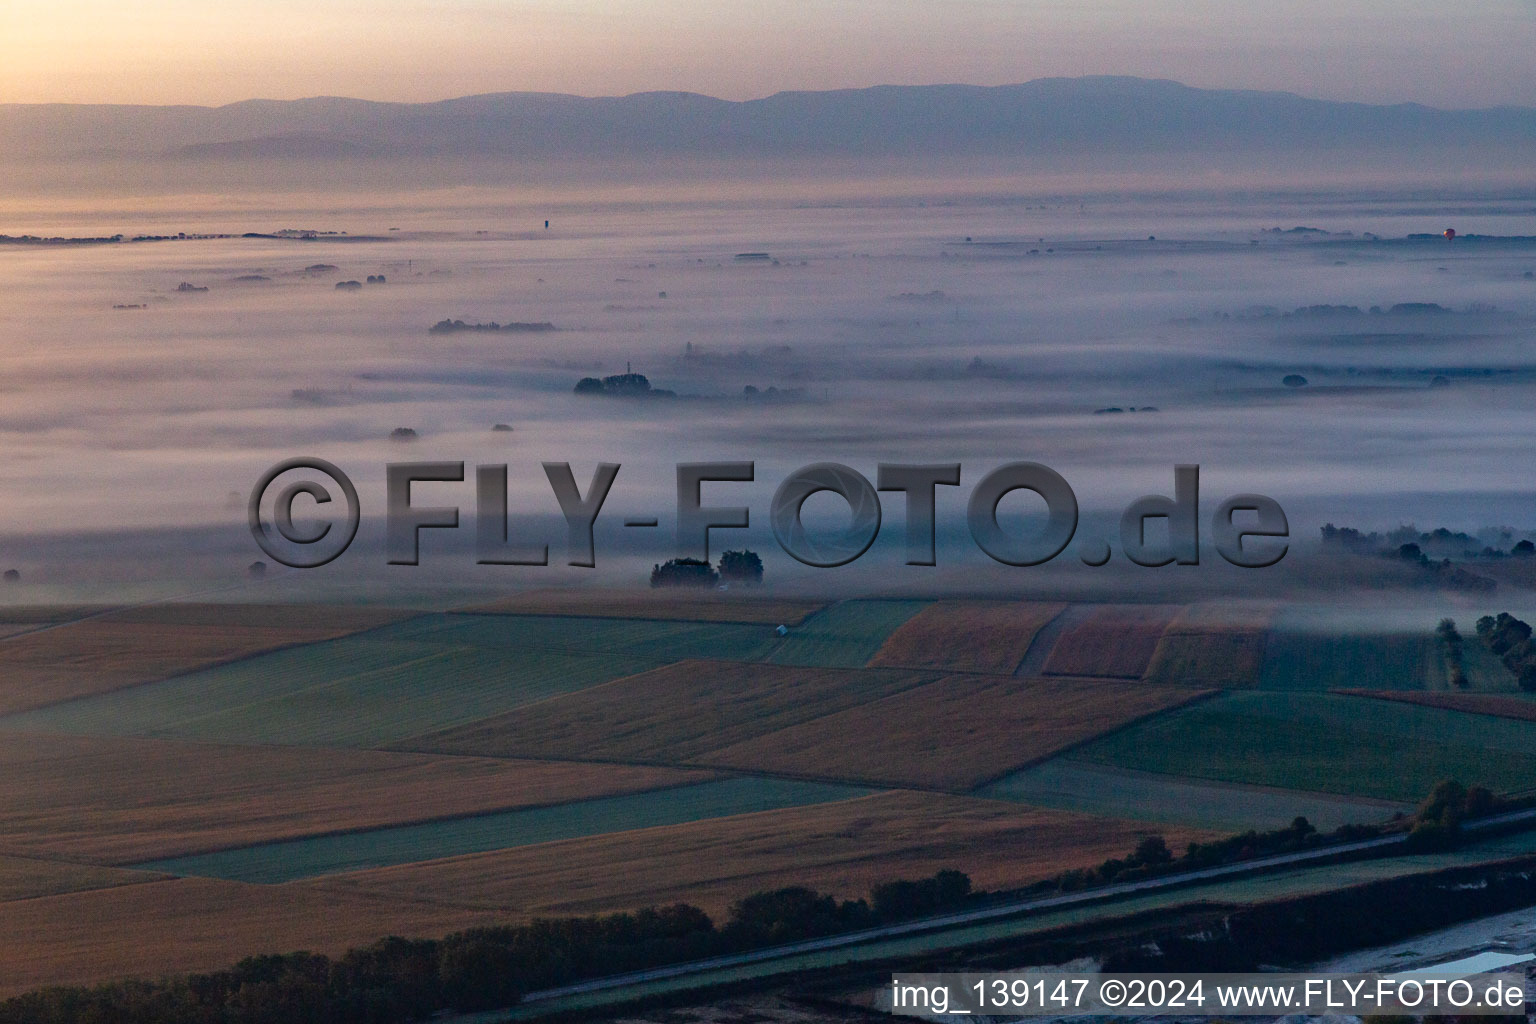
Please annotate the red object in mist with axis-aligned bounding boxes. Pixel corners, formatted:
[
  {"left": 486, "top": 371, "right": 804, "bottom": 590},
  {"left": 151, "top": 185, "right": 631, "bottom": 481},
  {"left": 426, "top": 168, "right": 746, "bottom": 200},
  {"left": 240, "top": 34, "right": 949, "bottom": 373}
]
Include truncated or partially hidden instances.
[{"left": 1444, "top": 228, "right": 1457, "bottom": 241}]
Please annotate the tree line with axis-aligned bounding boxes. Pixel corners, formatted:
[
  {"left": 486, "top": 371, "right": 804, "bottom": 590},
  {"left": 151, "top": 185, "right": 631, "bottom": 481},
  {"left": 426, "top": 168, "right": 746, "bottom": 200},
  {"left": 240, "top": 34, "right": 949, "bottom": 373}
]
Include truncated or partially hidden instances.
[
  {"left": 650, "top": 549, "right": 763, "bottom": 587},
  {"left": 0, "top": 869, "right": 971, "bottom": 1024},
  {"left": 1, "top": 777, "right": 1504, "bottom": 1023}
]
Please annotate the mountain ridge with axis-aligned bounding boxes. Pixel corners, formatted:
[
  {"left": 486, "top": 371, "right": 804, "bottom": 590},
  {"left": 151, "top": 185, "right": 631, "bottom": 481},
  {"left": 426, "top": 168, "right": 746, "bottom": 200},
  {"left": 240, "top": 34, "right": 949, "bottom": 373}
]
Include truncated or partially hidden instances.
[{"left": 4, "top": 76, "right": 1533, "bottom": 162}]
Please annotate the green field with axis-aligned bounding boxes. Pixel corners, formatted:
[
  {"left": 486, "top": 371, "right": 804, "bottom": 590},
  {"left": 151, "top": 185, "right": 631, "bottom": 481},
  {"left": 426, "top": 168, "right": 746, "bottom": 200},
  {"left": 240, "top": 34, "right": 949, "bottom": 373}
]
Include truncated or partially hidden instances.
[
  {"left": 0, "top": 613, "right": 799, "bottom": 747},
  {"left": 130, "top": 777, "right": 876, "bottom": 883},
  {"left": 763, "top": 600, "right": 930, "bottom": 668},
  {"left": 1258, "top": 606, "right": 1439, "bottom": 691},
  {"left": 977, "top": 759, "right": 1409, "bottom": 831},
  {"left": 395, "top": 613, "right": 784, "bottom": 662},
  {"left": 1073, "top": 690, "right": 1536, "bottom": 801},
  {"left": 0, "top": 617, "right": 682, "bottom": 747}
]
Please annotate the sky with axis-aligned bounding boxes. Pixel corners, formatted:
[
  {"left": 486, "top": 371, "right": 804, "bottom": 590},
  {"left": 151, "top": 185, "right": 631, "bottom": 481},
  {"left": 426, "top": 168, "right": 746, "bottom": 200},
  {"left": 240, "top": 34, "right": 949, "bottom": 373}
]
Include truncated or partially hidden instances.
[{"left": 2, "top": 0, "right": 1535, "bottom": 108}]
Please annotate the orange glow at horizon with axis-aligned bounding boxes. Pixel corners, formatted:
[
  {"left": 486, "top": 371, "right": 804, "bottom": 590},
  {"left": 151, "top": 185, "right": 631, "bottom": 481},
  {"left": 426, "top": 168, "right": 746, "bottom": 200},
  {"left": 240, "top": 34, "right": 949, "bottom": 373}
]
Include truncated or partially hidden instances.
[{"left": 3, "top": 0, "right": 1534, "bottom": 108}]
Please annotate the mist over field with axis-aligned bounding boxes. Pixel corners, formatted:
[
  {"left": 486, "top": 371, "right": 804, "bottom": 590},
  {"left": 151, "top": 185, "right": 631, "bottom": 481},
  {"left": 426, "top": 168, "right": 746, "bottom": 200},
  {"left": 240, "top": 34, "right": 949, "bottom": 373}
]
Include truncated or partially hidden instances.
[
  {"left": 12, "top": 31, "right": 1536, "bottom": 1010},
  {"left": 1, "top": 81, "right": 1535, "bottom": 605}
]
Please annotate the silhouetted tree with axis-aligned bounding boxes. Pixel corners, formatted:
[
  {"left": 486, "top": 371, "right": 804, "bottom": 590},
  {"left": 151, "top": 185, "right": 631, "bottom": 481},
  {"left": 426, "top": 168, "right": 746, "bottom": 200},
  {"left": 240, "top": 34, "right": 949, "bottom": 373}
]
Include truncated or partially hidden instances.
[
  {"left": 717, "top": 549, "right": 763, "bottom": 584},
  {"left": 649, "top": 558, "right": 718, "bottom": 588}
]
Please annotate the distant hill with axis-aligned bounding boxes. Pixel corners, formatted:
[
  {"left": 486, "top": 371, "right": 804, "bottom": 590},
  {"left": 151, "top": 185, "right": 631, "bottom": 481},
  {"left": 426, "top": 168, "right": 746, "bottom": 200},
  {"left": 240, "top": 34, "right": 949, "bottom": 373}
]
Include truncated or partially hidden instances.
[{"left": 4, "top": 77, "right": 1535, "bottom": 162}]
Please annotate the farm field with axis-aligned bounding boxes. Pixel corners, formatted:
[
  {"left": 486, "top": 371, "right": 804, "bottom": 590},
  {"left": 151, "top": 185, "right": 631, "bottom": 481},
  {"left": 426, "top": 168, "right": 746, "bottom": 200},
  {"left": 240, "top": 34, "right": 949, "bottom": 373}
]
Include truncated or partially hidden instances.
[
  {"left": 314, "top": 791, "right": 1221, "bottom": 920},
  {"left": 1144, "top": 632, "right": 1267, "bottom": 687},
  {"left": 867, "top": 600, "right": 1066, "bottom": 674},
  {"left": 1257, "top": 605, "right": 1440, "bottom": 691},
  {"left": 7, "top": 799, "right": 1532, "bottom": 1004},
  {"left": 1142, "top": 602, "right": 1280, "bottom": 687},
  {"left": 151, "top": 648, "right": 663, "bottom": 748},
  {"left": 0, "top": 876, "right": 505, "bottom": 997},
  {"left": 763, "top": 599, "right": 930, "bottom": 667},
  {"left": 0, "top": 605, "right": 414, "bottom": 716},
  {"left": 0, "top": 628, "right": 668, "bottom": 748},
  {"left": 0, "top": 606, "right": 110, "bottom": 623},
  {"left": 0, "top": 856, "right": 162, "bottom": 902},
  {"left": 1074, "top": 691, "right": 1536, "bottom": 801},
  {"left": 134, "top": 777, "right": 875, "bottom": 883},
  {"left": 95, "top": 603, "right": 411, "bottom": 632},
  {"left": 407, "top": 660, "right": 938, "bottom": 761},
  {"left": 386, "top": 611, "right": 785, "bottom": 662},
  {"left": 1040, "top": 604, "right": 1184, "bottom": 678},
  {"left": 460, "top": 589, "right": 826, "bottom": 625},
  {"left": 1337, "top": 688, "right": 1536, "bottom": 724},
  {"left": 977, "top": 759, "right": 1410, "bottom": 831},
  {"left": 511, "top": 826, "right": 1536, "bottom": 1019},
  {"left": 0, "top": 635, "right": 462, "bottom": 737},
  {"left": 0, "top": 732, "right": 709, "bottom": 863},
  {"left": 10, "top": 592, "right": 1536, "bottom": 1006},
  {"left": 695, "top": 675, "right": 1213, "bottom": 790}
]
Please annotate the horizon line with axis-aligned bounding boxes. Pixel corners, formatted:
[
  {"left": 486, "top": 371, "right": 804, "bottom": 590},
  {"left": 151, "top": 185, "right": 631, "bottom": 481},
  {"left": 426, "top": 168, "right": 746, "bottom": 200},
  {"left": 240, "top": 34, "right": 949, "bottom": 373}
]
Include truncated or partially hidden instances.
[{"left": 3, "top": 75, "right": 1523, "bottom": 115}]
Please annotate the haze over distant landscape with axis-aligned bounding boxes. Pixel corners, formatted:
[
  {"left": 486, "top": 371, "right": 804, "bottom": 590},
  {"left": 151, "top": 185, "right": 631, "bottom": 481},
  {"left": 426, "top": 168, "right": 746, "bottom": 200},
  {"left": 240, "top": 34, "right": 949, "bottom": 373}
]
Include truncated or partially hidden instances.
[
  {"left": 1, "top": 77, "right": 1532, "bottom": 163},
  {"left": 10, "top": 2, "right": 1536, "bottom": 1019},
  {"left": 5, "top": 0, "right": 1534, "bottom": 108}
]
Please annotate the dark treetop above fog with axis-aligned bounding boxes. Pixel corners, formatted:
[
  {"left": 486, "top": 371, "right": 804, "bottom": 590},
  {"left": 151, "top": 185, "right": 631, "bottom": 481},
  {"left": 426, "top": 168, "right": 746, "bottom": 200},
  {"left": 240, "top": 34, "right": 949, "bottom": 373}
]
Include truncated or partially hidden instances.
[{"left": 5, "top": 76, "right": 1536, "bottom": 162}]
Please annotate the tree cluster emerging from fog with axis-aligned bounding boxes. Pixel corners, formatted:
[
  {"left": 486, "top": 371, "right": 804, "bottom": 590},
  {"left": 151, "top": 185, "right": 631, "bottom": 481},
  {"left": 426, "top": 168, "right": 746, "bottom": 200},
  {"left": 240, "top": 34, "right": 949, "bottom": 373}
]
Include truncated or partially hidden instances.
[
  {"left": 1477, "top": 612, "right": 1536, "bottom": 690},
  {"left": 650, "top": 550, "right": 763, "bottom": 587}
]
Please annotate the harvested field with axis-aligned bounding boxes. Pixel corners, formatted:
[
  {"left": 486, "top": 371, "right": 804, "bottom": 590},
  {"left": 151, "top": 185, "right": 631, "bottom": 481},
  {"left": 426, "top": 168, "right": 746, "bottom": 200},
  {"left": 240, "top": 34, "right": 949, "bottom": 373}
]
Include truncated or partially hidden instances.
[
  {"left": 696, "top": 675, "right": 1213, "bottom": 790},
  {"left": 1077, "top": 691, "right": 1536, "bottom": 801},
  {"left": 765, "top": 599, "right": 930, "bottom": 667},
  {"left": 1161, "top": 602, "right": 1282, "bottom": 634},
  {"left": 407, "top": 660, "right": 937, "bottom": 761},
  {"left": 1141, "top": 603, "right": 1280, "bottom": 688},
  {"left": 0, "top": 877, "right": 503, "bottom": 997},
  {"left": 0, "top": 733, "right": 708, "bottom": 863},
  {"left": 979, "top": 760, "right": 1408, "bottom": 831},
  {"left": 1337, "top": 689, "right": 1536, "bottom": 723},
  {"left": 317, "top": 791, "right": 1221, "bottom": 920},
  {"left": 1040, "top": 604, "right": 1184, "bottom": 679},
  {"left": 0, "top": 856, "right": 162, "bottom": 902},
  {"left": 134, "top": 778, "right": 873, "bottom": 883},
  {"left": 0, "top": 605, "right": 415, "bottom": 716},
  {"left": 867, "top": 600, "right": 1066, "bottom": 674},
  {"left": 459, "top": 589, "right": 825, "bottom": 625},
  {"left": 0, "top": 635, "right": 454, "bottom": 737},
  {"left": 1143, "top": 633, "right": 1267, "bottom": 687},
  {"left": 0, "top": 629, "right": 665, "bottom": 748}
]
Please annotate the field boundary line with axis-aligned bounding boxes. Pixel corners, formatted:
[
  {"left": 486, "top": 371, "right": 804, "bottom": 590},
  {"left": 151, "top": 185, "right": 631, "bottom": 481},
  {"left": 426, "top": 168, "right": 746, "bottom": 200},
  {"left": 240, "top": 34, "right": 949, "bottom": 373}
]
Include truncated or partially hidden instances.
[
  {"left": 391, "top": 657, "right": 944, "bottom": 751},
  {"left": 1013, "top": 604, "right": 1083, "bottom": 677},
  {"left": 113, "top": 775, "right": 731, "bottom": 866},
  {"left": 394, "top": 676, "right": 1222, "bottom": 798},
  {"left": 965, "top": 687, "right": 1224, "bottom": 792},
  {"left": 383, "top": 742, "right": 970, "bottom": 796},
  {"left": 992, "top": 760, "right": 1414, "bottom": 814},
  {"left": 0, "top": 871, "right": 177, "bottom": 908},
  {"left": 0, "top": 609, "right": 430, "bottom": 719},
  {"left": 446, "top": 606, "right": 825, "bottom": 628}
]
